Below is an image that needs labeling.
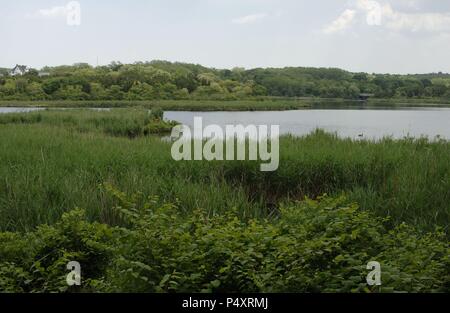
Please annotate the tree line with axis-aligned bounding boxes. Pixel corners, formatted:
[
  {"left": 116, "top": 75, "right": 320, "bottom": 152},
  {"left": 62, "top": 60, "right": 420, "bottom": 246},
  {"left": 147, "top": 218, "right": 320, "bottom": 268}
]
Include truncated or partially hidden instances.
[{"left": 1, "top": 61, "right": 450, "bottom": 101}]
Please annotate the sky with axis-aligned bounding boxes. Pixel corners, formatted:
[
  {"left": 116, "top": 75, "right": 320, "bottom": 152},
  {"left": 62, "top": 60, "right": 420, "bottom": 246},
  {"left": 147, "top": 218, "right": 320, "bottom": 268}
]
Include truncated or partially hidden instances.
[{"left": 1, "top": 0, "right": 450, "bottom": 74}]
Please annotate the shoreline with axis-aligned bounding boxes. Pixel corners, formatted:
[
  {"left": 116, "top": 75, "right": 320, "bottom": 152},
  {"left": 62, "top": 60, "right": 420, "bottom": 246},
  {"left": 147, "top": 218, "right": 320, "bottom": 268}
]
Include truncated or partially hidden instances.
[{"left": 1, "top": 98, "right": 450, "bottom": 111}]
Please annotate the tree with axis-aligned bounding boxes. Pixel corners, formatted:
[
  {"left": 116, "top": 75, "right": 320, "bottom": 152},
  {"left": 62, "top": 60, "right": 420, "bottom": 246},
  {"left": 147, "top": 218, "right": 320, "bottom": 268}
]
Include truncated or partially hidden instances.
[
  {"left": 15, "top": 79, "right": 28, "bottom": 94},
  {"left": 430, "top": 84, "right": 447, "bottom": 97},
  {"left": 42, "top": 79, "right": 61, "bottom": 95},
  {"left": 108, "top": 61, "right": 123, "bottom": 71},
  {"left": 345, "top": 84, "right": 361, "bottom": 99},
  {"left": 0, "top": 60, "right": 448, "bottom": 101},
  {"left": 0, "top": 80, "right": 16, "bottom": 97},
  {"left": 54, "top": 85, "right": 89, "bottom": 100},
  {"left": 174, "top": 73, "right": 198, "bottom": 92},
  {"left": 90, "top": 83, "right": 107, "bottom": 100},
  {"left": 173, "top": 88, "right": 190, "bottom": 100},
  {"left": 106, "top": 85, "right": 124, "bottom": 100},
  {"left": 353, "top": 73, "right": 368, "bottom": 81},
  {"left": 126, "top": 82, "right": 154, "bottom": 100},
  {"left": 27, "top": 82, "right": 46, "bottom": 100}
]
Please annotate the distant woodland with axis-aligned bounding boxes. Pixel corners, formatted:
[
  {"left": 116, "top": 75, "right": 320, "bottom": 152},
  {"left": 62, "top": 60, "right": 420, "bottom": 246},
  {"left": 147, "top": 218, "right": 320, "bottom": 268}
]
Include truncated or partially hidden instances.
[{"left": 1, "top": 61, "right": 450, "bottom": 101}]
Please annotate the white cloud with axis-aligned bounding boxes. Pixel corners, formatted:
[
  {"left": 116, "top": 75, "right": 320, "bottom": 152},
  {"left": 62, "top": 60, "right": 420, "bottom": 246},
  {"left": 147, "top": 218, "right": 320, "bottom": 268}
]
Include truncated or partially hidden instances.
[
  {"left": 38, "top": 6, "right": 69, "bottom": 18},
  {"left": 393, "top": 0, "right": 420, "bottom": 10},
  {"left": 383, "top": 9, "right": 450, "bottom": 32},
  {"left": 232, "top": 13, "right": 268, "bottom": 25},
  {"left": 28, "top": 5, "right": 69, "bottom": 19},
  {"left": 356, "top": 0, "right": 384, "bottom": 25},
  {"left": 324, "top": 0, "right": 450, "bottom": 34},
  {"left": 26, "top": 2, "right": 81, "bottom": 26},
  {"left": 323, "top": 9, "right": 356, "bottom": 34}
]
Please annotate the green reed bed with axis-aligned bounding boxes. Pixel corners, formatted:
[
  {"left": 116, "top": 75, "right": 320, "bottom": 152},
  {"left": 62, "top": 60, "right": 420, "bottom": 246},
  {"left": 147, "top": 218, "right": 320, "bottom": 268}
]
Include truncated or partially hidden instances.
[
  {"left": 0, "top": 109, "right": 448, "bottom": 234},
  {"left": 0, "top": 109, "right": 177, "bottom": 137},
  {"left": 0, "top": 109, "right": 449, "bottom": 293},
  {"left": 0, "top": 99, "right": 314, "bottom": 111},
  {"left": 1, "top": 98, "right": 450, "bottom": 111}
]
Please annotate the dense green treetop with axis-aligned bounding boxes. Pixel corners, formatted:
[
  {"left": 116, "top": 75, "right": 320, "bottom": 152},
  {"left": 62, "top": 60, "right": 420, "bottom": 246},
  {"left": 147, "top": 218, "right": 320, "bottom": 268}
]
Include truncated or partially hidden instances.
[{"left": 1, "top": 61, "right": 449, "bottom": 101}]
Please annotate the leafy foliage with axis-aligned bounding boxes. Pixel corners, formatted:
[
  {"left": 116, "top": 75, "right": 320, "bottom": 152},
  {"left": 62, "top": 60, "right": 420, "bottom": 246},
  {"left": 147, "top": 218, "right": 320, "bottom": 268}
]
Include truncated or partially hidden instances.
[
  {"left": 1, "top": 61, "right": 450, "bottom": 101},
  {"left": 0, "top": 188, "right": 448, "bottom": 293}
]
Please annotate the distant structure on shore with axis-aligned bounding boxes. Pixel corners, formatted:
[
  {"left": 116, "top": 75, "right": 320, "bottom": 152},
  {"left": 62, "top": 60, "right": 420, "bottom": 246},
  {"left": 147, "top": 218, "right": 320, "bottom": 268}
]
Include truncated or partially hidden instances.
[
  {"left": 359, "top": 93, "right": 375, "bottom": 101},
  {"left": 6, "top": 65, "right": 50, "bottom": 77},
  {"left": 10, "top": 64, "right": 30, "bottom": 76}
]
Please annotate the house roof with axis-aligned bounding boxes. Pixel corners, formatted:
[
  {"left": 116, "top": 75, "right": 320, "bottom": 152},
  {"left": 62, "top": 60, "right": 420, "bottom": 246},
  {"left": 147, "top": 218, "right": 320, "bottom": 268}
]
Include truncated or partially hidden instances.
[{"left": 11, "top": 65, "right": 29, "bottom": 73}]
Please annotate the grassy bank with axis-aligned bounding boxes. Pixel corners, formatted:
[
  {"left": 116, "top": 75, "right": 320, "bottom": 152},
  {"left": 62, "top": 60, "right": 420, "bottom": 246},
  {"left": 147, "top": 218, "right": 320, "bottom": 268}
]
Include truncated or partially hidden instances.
[
  {"left": 0, "top": 109, "right": 449, "bottom": 293},
  {"left": 367, "top": 98, "right": 450, "bottom": 107},
  {"left": 0, "top": 109, "right": 448, "bottom": 233},
  {"left": 1, "top": 98, "right": 450, "bottom": 111},
  {"left": 0, "top": 99, "right": 313, "bottom": 111}
]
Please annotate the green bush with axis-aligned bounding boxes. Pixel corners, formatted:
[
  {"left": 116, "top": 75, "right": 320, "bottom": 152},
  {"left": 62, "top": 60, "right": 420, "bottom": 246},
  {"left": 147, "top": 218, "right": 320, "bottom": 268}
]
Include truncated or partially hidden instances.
[
  {"left": 149, "top": 107, "right": 164, "bottom": 120},
  {"left": 143, "top": 119, "right": 178, "bottom": 135},
  {"left": 1, "top": 187, "right": 448, "bottom": 293},
  {"left": 0, "top": 209, "right": 114, "bottom": 292}
]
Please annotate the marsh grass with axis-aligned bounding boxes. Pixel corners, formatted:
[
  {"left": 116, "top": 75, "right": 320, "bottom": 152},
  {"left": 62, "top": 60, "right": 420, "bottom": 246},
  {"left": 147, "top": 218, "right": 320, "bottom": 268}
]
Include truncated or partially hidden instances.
[
  {"left": 0, "top": 99, "right": 313, "bottom": 111},
  {"left": 0, "top": 109, "right": 178, "bottom": 137},
  {"left": 0, "top": 109, "right": 448, "bottom": 233},
  {"left": 1, "top": 98, "right": 449, "bottom": 111}
]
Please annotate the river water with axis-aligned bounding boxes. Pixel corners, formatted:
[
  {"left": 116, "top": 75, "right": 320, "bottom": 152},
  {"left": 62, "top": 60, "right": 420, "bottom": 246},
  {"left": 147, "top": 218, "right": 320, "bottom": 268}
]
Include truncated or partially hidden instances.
[
  {"left": 1, "top": 106, "right": 449, "bottom": 140},
  {"left": 165, "top": 108, "right": 450, "bottom": 140}
]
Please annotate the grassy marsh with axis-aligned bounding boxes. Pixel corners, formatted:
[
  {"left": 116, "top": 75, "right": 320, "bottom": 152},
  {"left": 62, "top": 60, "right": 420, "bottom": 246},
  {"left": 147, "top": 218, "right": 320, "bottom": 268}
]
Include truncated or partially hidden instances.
[{"left": 0, "top": 109, "right": 448, "bottom": 233}]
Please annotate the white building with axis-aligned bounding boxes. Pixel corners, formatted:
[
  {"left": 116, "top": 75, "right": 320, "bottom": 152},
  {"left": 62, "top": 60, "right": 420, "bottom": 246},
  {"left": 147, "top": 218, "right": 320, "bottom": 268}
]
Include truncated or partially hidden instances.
[{"left": 10, "top": 65, "right": 30, "bottom": 76}]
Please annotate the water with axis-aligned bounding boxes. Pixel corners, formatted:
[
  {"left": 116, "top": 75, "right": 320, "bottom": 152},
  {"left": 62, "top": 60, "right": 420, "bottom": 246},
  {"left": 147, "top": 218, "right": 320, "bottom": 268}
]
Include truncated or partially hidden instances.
[
  {"left": 1, "top": 106, "right": 449, "bottom": 140},
  {"left": 0, "top": 107, "right": 110, "bottom": 113},
  {"left": 0, "top": 107, "right": 45, "bottom": 114},
  {"left": 165, "top": 108, "right": 450, "bottom": 140}
]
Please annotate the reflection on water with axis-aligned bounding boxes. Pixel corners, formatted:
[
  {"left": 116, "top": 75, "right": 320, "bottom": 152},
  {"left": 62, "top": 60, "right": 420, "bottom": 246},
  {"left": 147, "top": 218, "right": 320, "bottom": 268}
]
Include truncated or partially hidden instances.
[{"left": 310, "top": 102, "right": 450, "bottom": 111}]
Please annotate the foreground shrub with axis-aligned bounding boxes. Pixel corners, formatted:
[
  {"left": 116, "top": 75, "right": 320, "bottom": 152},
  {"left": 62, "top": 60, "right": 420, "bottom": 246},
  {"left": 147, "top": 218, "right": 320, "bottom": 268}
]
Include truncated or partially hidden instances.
[
  {"left": 142, "top": 119, "right": 179, "bottom": 135},
  {"left": 0, "top": 210, "right": 114, "bottom": 292},
  {"left": 0, "top": 189, "right": 448, "bottom": 293}
]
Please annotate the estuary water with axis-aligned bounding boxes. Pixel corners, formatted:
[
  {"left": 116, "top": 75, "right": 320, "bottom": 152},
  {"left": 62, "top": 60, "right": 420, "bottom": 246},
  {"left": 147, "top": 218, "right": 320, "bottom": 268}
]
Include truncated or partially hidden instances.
[
  {"left": 165, "top": 107, "right": 450, "bottom": 140},
  {"left": 1, "top": 106, "right": 449, "bottom": 140}
]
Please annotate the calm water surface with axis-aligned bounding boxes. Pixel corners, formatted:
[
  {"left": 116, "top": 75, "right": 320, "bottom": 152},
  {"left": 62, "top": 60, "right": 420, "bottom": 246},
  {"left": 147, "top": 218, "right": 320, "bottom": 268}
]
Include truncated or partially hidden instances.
[
  {"left": 1, "top": 106, "right": 449, "bottom": 140},
  {"left": 165, "top": 108, "right": 450, "bottom": 140},
  {"left": 0, "top": 107, "right": 45, "bottom": 114}
]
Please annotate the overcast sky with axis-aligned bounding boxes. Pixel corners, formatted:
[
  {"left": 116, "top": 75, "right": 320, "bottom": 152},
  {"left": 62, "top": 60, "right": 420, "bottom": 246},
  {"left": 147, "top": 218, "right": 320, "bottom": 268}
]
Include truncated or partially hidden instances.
[{"left": 1, "top": 0, "right": 450, "bottom": 74}]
